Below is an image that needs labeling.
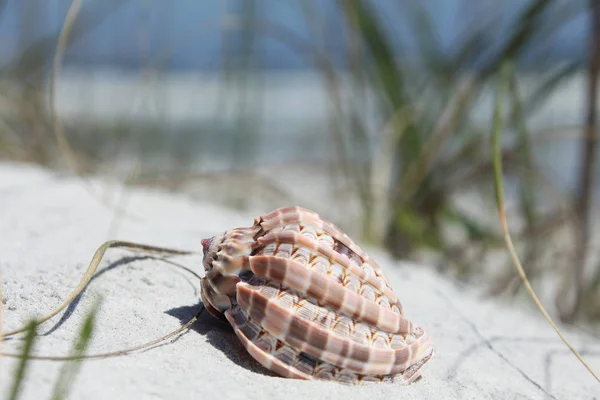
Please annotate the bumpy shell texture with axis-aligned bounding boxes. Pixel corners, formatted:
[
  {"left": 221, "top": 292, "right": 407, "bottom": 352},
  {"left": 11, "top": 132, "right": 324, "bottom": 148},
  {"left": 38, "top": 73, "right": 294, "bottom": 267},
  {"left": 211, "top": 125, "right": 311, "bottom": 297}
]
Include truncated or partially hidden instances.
[{"left": 200, "top": 206, "right": 435, "bottom": 385}]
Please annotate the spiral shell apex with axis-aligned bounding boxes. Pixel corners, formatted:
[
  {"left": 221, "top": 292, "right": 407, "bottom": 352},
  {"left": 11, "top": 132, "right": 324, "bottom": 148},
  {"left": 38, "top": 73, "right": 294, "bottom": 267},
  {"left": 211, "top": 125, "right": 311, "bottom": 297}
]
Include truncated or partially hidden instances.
[{"left": 199, "top": 206, "right": 435, "bottom": 385}]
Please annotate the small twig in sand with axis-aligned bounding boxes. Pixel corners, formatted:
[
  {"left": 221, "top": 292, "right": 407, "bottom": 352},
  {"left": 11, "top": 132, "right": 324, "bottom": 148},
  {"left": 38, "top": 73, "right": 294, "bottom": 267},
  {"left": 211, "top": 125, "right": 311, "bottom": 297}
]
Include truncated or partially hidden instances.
[
  {"left": 0, "top": 240, "right": 197, "bottom": 338},
  {"left": 2, "top": 306, "right": 204, "bottom": 362},
  {"left": 0, "top": 240, "right": 204, "bottom": 362}
]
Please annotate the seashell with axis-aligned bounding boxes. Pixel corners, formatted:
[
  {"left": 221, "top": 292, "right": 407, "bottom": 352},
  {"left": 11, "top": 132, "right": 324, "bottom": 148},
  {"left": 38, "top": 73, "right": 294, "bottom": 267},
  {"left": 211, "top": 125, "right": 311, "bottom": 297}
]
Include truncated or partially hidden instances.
[{"left": 200, "top": 206, "right": 435, "bottom": 385}]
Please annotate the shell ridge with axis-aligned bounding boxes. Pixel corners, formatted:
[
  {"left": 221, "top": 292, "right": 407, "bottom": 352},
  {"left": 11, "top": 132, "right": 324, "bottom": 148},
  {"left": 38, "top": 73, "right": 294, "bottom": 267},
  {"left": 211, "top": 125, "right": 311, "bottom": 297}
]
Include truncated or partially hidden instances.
[
  {"left": 257, "top": 230, "right": 400, "bottom": 306},
  {"left": 235, "top": 282, "right": 433, "bottom": 376},
  {"left": 225, "top": 306, "right": 313, "bottom": 381},
  {"left": 246, "top": 254, "right": 413, "bottom": 334},
  {"left": 226, "top": 305, "right": 424, "bottom": 386}
]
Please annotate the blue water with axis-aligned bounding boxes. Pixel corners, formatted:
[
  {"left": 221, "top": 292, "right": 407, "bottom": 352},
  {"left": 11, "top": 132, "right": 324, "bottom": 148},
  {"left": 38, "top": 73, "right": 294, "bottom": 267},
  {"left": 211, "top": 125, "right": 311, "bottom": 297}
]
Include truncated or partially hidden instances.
[
  {"left": 0, "top": 0, "right": 589, "bottom": 71},
  {"left": 51, "top": 66, "right": 599, "bottom": 199}
]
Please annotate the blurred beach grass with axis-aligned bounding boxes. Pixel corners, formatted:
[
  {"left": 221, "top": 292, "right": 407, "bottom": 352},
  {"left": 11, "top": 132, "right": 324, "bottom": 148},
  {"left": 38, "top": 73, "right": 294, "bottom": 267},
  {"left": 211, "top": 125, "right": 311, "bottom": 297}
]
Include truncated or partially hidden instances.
[
  {"left": 1, "top": 0, "right": 599, "bottom": 321},
  {"left": 1, "top": 2, "right": 600, "bottom": 395}
]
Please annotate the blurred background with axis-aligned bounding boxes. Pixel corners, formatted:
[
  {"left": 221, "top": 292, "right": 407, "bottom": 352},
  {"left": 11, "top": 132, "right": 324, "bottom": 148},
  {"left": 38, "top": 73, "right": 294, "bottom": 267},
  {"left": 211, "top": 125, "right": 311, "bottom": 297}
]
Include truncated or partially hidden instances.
[{"left": 1, "top": 0, "right": 599, "bottom": 329}]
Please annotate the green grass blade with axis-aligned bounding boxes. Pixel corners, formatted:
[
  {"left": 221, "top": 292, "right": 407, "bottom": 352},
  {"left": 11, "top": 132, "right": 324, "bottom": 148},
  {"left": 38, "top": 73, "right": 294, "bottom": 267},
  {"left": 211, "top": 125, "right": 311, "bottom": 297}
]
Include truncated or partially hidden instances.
[
  {"left": 492, "top": 61, "right": 510, "bottom": 207},
  {"left": 7, "top": 320, "right": 37, "bottom": 400},
  {"left": 492, "top": 59, "right": 600, "bottom": 383},
  {"left": 50, "top": 301, "right": 101, "bottom": 400},
  {"left": 482, "top": 0, "right": 552, "bottom": 78},
  {"left": 339, "top": 0, "right": 407, "bottom": 108},
  {"left": 401, "top": 0, "right": 443, "bottom": 70},
  {"left": 509, "top": 74, "right": 537, "bottom": 229},
  {"left": 339, "top": 0, "right": 423, "bottom": 162}
]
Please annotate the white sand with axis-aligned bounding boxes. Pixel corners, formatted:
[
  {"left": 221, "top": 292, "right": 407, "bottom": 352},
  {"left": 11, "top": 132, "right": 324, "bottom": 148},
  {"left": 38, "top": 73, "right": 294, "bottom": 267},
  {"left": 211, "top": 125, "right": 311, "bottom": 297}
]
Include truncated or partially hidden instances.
[{"left": 0, "top": 162, "right": 598, "bottom": 399}]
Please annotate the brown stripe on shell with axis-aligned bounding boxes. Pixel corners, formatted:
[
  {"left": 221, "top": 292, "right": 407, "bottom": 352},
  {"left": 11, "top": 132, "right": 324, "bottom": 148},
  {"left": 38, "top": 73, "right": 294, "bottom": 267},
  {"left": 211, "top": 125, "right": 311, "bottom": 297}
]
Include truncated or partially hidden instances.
[
  {"left": 205, "top": 268, "right": 239, "bottom": 297},
  {"left": 259, "top": 207, "right": 394, "bottom": 287},
  {"left": 245, "top": 255, "right": 413, "bottom": 334},
  {"left": 225, "top": 304, "right": 433, "bottom": 386},
  {"left": 257, "top": 231, "right": 400, "bottom": 306},
  {"left": 225, "top": 306, "right": 311, "bottom": 380},
  {"left": 236, "top": 281, "right": 433, "bottom": 376},
  {"left": 260, "top": 207, "right": 369, "bottom": 260},
  {"left": 200, "top": 277, "right": 231, "bottom": 313}
]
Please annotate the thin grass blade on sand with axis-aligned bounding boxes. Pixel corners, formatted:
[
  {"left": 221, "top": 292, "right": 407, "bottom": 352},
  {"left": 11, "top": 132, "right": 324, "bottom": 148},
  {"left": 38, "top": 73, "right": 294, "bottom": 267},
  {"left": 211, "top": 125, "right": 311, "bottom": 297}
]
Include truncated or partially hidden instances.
[
  {"left": 7, "top": 320, "right": 37, "bottom": 400},
  {"left": 492, "top": 59, "right": 599, "bottom": 383},
  {"left": 50, "top": 301, "right": 100, "bottom": 400}
]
